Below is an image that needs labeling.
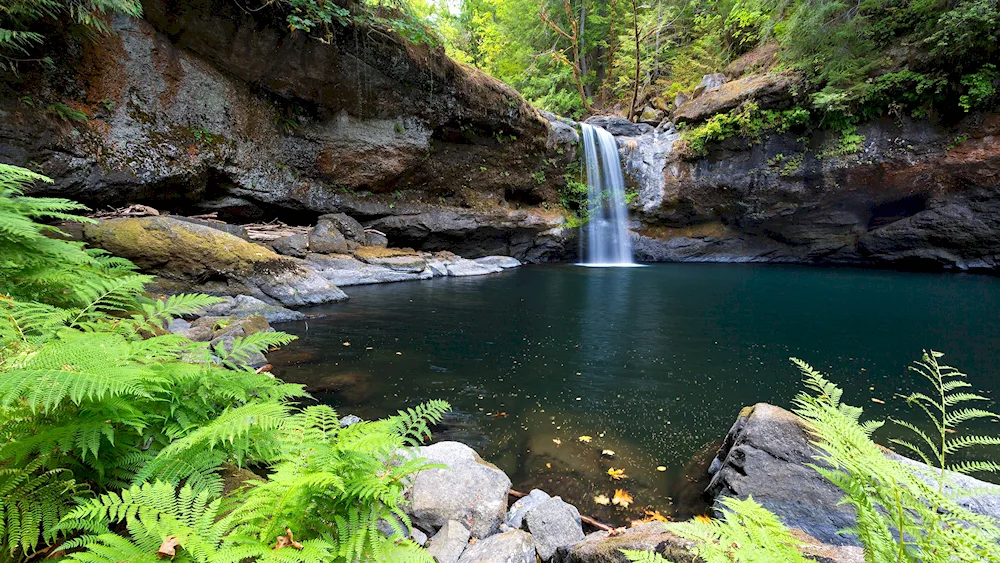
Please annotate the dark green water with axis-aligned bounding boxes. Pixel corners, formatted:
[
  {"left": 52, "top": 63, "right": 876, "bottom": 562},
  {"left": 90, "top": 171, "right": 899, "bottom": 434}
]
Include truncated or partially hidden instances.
[{"left": 270, "top": 263, "right": 1000, "bottom": 523}]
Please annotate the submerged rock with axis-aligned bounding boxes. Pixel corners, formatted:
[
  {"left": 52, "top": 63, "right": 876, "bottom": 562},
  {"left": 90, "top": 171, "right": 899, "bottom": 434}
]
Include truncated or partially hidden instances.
[
  {"left": 406, "top": 442, "right": 512, "bottom": 538},
  {"left": 456, "top": 530, "right": 535, "bottom": 563},
  {"left": 84, "top": 217, "right": 347, "bottom": 306}
]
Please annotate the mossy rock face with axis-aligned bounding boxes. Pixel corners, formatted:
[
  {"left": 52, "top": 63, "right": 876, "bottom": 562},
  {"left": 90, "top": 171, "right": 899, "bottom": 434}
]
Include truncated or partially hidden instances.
[
  {"left": 86, "top": 216, "right": 288, "bottom": 277},
  {"left": 85, "top": 216, "right": 348, "bottom": 306}
]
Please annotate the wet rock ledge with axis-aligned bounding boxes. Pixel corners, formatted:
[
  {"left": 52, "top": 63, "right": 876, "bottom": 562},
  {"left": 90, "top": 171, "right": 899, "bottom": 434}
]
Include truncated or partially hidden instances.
[
  {"left": 383, "top": 403, "right": 1000, "bottom": 563},
  {"left": 78, "top": 212, "right": 524, "bottom": 307}
]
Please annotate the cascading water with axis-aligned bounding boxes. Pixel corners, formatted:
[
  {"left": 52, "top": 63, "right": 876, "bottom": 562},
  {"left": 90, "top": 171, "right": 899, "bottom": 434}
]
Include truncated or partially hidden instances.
[{"left": 579, "top": 123, "right": 636, "bottom": 266}]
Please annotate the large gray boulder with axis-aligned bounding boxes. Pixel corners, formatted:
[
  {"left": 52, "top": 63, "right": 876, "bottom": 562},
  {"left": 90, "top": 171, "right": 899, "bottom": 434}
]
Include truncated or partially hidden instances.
[
  {"left": 319, "top": 213, "right": 366, "bottom": 243},
  {"left": 706, "top": 403, "right": 1000, "bottom": 546},
  {"left": 407, "top": 442, "right": 512, "bottom": 538},
  {"left": 271, "top": 233, "right": 309, "bottom": 258},
  {"left": 506, "top": 489, "right": 551, "bottom": 529},
  {"left": 456, "top": 530, "right": 536, "bottom": 563},
  {"left": 309, "top": 219, "right": 350, "bottom": 254},
  {"left": 198, "top": 295, "right": 306, "bottom": 323},
  {"left": 524, "top": 497, "right": 585, "bottom": 561},
  {"left": 425, "top": 520, "right": 472, "bottom": 563},
  {"left": 84, "top": 217, "right": 347, "bottom": 306}
]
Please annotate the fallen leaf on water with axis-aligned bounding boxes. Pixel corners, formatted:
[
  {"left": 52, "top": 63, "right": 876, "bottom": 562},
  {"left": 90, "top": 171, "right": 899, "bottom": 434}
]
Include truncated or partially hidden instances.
[
  {"left": 158, "top": 536, "right": 179, "bottom": 558},
  {"left": 492, "top": 412, "right": 508, "bottom": 418},
  {"left": 656, "top": 466, "right": 667, "bottom": 472},
  {"left": 612, "top": 489, "right": 633, "bottom": 508},
  {"left": 694, "top": 515, "right": 712, "bottom": 525},
  {"left": 396, "top": 352, "right": 402, "bottom": 355},
  {"left": 642, "top": 509, "right": 669, "bottom": 523},
  {"left": 602, "top": 449, "right": 616, "bottom": 457},
  {"left": 342, "top": 342, "right": 351, "bottom": 346},
  {"left": 578, "top": 435, "right": 592, "bottom": 443},
  {"left": 552, "top": 438, "right": 562, "bottom": 445},
  {"left": 594, "top": 494, "right": 610, "bottom": 505},
  {"left": 273, "top": 528, "right": 304, "bottom": 551},
  {"left": 607, "top": 467, "right": 627, "bottom": 480},
  {"left": 871, "top": 398, "right": 885, "bottom": 404}
]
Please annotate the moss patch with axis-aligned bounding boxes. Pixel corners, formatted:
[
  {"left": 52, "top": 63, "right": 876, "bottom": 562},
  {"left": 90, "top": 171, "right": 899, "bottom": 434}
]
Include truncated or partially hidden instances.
[{"left": 85, "top": 216, "right": 292, "bottom": 279}]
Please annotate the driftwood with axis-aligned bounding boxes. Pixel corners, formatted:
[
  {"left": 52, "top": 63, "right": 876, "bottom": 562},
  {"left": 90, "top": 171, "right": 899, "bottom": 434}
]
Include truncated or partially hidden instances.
[
  {"left": 508, "top": 489, "right": 613, "bottom": 532},
  {"left": 243, "top": 219, "right": 311, "bottom": 242},
  {"left": 90, "top": 204, "right": 161, "bottom": 218}
]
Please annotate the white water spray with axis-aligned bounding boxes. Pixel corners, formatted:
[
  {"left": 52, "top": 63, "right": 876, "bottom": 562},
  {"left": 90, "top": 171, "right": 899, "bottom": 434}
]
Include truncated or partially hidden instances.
[{"left": 579, "top": 123, "right": 636, "bottom": 266}]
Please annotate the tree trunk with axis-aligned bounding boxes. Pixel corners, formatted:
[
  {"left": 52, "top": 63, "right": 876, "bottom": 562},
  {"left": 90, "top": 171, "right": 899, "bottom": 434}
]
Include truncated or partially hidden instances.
[{"left": 628, "top": 0, "right": 641, "bottom": 121}]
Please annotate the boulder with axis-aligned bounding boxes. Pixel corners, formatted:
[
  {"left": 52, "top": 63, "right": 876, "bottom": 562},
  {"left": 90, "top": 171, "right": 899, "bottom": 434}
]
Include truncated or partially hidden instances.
[
  {"left": 474, "top": 256, "right": 522, "bottom": 270},
  {"left": 583, "top": 116, "right": 654, "bottom": 137},
  {"left": 271, "top": 234, "right": 309, "bottom": 258},
  {"left": 524, "top": 497, "right": 585, "bottom": 561},
  {"left": 506, "top": 489, "right": 551, "bottom": 529},
  {"left": 639, "top": 106, "right": 664, "bottom": 125},
  {"left": 364, "top": 231, "right": 389, "bottom": 247},
  {"left": 406, "top": 442, "right": 512, "bottom": 538},
  {"left": 446, "top": 259, "right": 503, "bottom": 277},
  {"left": 319, "top": 213, "right": 366, "bottom": 243},
  {"left": 674, "top": 92, "right": 690, "bottom": 109},
  {"left": 306, "top": 253, "right": 431, "bottom": 286},
  {"left": 170, "top": 216, "right": 250, "bottom": 240},
  {"left": 673, "top": 72, "right": 802, "bottom": 123},
  {"left": 309, "top": 220, "right": 350, "bottom": 254},
  {"left": 553, "top": 523, "right": 698, "bottom": 563},
  {"left": 706, "top": 403, "right": 1000, "bottom": 546},
  {"left": 456, "top": 530, "right": 535, "bottom": 563},
  {"left": 198, "top": 295, "right": 306, "bottom": 323},
  {"left": 338, "top": 414, "right": 362, "bottom": 428},
  {"left": 692, "top": 73, "right": 728, "bottom": 98},
  {"left": 84, "top": 217, "right": 347, "bottom": 306},
  {"left": 425, "top": 520, "right": 472, "bottom": 563}
]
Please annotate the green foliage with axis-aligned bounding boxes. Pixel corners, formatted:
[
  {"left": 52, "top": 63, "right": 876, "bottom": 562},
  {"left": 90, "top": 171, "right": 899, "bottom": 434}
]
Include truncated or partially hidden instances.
[
  {"left": 282, "top": 0, "right": 441, "bottom": 47},
  {"left": 627, "top": 352, "right": 1000, "bottom": 563},
  {"left": 47, "top": 102, "right": 88, "bottom": 122},
  {"left": 682, "top": 102, "right": 810, "bottom": 156},
  {"left": 0, "top": 0, "right": 142, "bottom": 72},
  {"left": 792, "top": 355, "right": 1000, "bottom": 562},
  {"left": 0, "top": 163, "right": 451, "bottom": 562},
  {"left": 672, "top": 496, "right": 809, "bottom": 562},
  {"left": 959, "top": 64, "right": 999, "bottom": 112}
]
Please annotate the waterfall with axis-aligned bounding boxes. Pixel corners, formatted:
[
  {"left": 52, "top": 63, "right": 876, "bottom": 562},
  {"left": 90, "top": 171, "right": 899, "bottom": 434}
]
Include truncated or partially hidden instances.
[{"left": 579, "top": 123, "right": 636, "bottom": 266}]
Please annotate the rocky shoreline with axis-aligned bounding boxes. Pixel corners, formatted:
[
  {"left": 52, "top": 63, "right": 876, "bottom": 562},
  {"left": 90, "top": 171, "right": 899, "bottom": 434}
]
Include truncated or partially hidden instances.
[{"left": 350, "top": 403, "right": 1000, "bottom": 563}]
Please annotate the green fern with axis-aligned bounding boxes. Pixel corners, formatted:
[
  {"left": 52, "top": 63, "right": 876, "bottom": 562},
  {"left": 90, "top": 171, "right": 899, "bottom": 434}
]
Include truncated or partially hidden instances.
[
  {"left": 890, "top": 350, "right": 1000, "bottom": 479},
  {"left": 791, "top": 357, "right": 1000, "bottom": 563}
]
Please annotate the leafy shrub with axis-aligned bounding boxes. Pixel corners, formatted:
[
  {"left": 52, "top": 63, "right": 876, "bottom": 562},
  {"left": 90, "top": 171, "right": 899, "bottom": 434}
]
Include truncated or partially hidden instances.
[
  {"left": 682, "top": 102, "right": 810, "bottom": 156},
  {"left": 959, "top": 64, "right": 1000, "bottom": 112}
]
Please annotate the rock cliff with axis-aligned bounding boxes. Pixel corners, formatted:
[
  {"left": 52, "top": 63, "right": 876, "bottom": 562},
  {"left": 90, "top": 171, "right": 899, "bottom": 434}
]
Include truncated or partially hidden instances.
[
  {"left": 0, "top": 0, "right": 574, "bottom": 261},
  {"left": 611, "top": 109, "right": 1000, "bottom": 271}
]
